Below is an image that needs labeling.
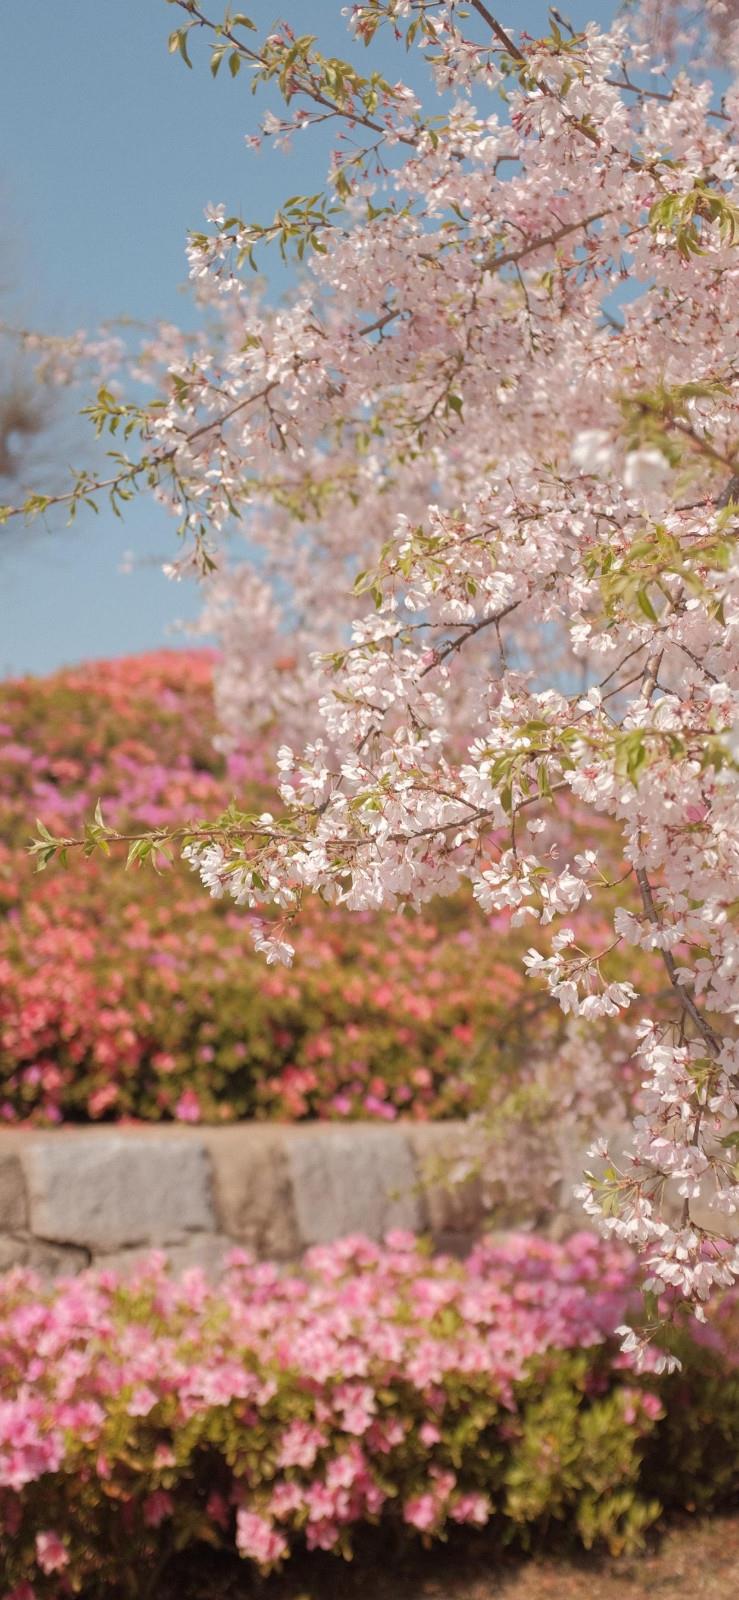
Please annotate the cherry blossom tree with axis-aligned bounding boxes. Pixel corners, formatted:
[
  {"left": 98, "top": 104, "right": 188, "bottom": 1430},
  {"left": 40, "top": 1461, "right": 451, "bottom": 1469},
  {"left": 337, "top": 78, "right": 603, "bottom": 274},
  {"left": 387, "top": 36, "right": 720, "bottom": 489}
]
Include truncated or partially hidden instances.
[
  {"left": 10, "top": 0, "right": 739, "bottom": 1353},
  {"left": 636, "top": 0, "right": 739, "bottom": 67}
]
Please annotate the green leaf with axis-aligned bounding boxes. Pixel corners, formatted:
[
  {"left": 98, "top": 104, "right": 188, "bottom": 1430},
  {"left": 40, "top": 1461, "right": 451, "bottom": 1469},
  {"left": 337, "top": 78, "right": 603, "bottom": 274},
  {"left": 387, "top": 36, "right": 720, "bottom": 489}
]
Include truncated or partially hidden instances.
[
  {"left": 636, "top": 587, "right": 659, "bottom": 623},
  {"left": 168, "top": 28, "right": 193, "bottom": 68}
]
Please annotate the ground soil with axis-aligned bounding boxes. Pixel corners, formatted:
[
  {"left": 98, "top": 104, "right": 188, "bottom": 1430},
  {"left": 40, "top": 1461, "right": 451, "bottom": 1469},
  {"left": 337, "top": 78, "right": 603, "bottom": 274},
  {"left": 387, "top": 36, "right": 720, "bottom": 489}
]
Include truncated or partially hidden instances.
[{"left": 161, "top": 1512, "right": 739, "bottom": 1599}]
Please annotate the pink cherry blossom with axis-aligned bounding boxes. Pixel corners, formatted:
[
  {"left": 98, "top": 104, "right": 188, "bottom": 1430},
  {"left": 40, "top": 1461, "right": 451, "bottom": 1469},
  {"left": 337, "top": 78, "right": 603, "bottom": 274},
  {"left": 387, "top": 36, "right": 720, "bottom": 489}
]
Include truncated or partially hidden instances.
[{"left": 13, "top": 0, "right": 739, "bottom": 1342}]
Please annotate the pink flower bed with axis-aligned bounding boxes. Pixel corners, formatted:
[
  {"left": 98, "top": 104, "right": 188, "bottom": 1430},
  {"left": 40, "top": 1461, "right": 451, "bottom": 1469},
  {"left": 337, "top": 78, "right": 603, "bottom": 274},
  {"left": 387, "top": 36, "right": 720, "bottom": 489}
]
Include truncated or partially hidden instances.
[
  {"left": 3, "top": 1230, "right": 736, "bottom": 1595},
  {"left": 0, "top": 652, "right": 654, "bottom": 1127}
]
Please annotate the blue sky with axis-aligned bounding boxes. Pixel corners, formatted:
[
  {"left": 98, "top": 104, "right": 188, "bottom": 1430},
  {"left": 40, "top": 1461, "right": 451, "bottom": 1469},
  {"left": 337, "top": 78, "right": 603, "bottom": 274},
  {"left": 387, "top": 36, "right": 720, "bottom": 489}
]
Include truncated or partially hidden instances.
[{"left": 1, "top": 0, "right": 617, "bottom": 677}]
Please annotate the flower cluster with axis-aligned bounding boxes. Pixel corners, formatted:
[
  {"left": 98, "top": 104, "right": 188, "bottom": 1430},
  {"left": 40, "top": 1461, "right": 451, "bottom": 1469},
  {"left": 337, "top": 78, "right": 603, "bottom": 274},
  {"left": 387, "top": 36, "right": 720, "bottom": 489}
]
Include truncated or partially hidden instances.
[{"left": 3, "top": 1229, "right": 736, "bottom": 1595}]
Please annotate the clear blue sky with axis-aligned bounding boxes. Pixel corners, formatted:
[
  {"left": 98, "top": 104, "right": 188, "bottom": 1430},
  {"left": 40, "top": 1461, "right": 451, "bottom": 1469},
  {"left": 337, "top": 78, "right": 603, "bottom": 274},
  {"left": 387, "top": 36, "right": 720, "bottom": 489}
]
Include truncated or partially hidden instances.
[{"left": 1, "top": 0, "right": 617, "bottom": 678}]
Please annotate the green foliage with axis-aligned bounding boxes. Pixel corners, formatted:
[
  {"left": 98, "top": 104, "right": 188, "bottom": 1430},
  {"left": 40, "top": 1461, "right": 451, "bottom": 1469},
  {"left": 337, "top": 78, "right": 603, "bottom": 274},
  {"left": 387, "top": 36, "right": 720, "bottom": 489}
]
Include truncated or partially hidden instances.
[
  {"left": 649, "top": 185, "right": 739, "bottom": 259},
  {"left": 642, "top": 1308, "right": 739, "bottom": 1513},
  {"left": 583, "top": 504, "right": 735, "bottom": 642},
  {"left": 502, "top": 1356, "right": 659, "bottom": 1554}
]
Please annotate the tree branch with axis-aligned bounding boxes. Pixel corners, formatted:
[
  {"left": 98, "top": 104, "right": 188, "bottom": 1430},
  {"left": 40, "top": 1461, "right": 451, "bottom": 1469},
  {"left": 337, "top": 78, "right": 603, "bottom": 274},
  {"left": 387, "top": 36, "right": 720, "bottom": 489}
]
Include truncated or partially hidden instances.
[
  {"left": 419, "top": 600, "right": 521, "bottom": 677},
  {"left": 468, "top": 0, "right": 526, "bottom": 64},
  {"left": 635, "top": 867, "right": 722, "bottom": 1057}
]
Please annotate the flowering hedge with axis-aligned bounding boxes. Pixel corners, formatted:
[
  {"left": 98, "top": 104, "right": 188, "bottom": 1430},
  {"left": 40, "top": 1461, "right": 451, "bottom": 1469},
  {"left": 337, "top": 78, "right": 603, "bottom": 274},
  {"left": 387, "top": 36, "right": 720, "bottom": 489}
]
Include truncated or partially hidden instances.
[
  {"left": 3, "top": 1230, "right": 737, "bottom": 1596},
  {"left": 0, "top": 652, "right": 657, "bottom": 1127}
]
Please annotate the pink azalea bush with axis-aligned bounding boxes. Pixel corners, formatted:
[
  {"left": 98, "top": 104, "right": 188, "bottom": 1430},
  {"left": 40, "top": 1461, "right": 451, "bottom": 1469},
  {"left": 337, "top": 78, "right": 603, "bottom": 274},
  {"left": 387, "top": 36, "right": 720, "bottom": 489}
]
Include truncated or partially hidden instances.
[
  {"left": 0, "top": 652, "right": 653, "bottom": 1128},
  {"left": 4, "top": 1229, "right": 737, "bottom": 1596}
]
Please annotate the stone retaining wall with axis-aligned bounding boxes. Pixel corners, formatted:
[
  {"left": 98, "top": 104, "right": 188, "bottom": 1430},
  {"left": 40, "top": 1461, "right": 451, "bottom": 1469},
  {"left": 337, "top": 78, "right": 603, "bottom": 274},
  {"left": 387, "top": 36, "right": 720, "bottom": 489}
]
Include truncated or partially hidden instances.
[{"left": 0, "top": 1122, "right": 587, "bottom": 1276}]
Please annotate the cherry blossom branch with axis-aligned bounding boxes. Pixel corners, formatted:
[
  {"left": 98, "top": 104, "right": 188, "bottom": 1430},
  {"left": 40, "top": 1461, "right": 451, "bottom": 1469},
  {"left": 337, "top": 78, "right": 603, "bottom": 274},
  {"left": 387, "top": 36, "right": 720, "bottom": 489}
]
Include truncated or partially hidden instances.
[
  {"left": 635, "top": 867, "right": 723, "bottom": 1058},
  {"left": 485, "top": 211, "right": 611, "bottom": 274},
  {"left": 604, "top": 70, "right": 730, "bottom": 123},
  {"left": 170, "top": 1, "right": 419, "bottom": 146},
  {"left": 631, "top": 642, "right": 724, "bottom": 1059},
  {"left": 419, "top": 600, "right": 522, "bottom": 676},
  {"left": 467, "top": 1, "right": 526, "bottom": 64}
]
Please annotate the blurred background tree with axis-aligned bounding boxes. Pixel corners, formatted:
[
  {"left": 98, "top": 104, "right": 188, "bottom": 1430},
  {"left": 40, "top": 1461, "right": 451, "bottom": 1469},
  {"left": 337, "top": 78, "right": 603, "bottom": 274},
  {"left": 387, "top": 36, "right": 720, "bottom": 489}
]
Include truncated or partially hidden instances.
[{"left": 0, "top": 335, "right": 55, "bottom": 491}]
